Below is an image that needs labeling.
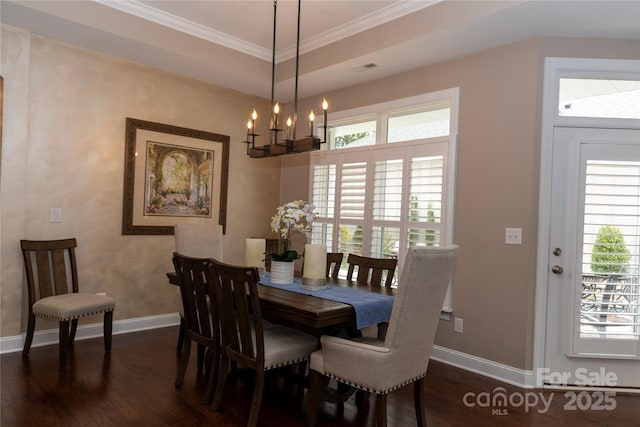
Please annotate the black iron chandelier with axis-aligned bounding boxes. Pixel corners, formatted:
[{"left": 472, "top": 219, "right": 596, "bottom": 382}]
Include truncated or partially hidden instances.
[{"left": 244, "top": 0, "right": 328, "bottom": 158}]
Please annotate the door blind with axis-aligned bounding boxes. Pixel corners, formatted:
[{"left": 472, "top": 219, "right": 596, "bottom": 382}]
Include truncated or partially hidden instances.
[{"left": 580, "top": 160, "right": 640, "bottom": 340}]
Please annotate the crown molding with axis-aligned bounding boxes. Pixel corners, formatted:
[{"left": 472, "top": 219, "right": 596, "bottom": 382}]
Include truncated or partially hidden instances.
[
  {"left": 277, "top": 0, "right": 440, "bottom": 61},
  {"left": 97, "top": 0, "right": 439, "bottom": 63},
  {"left": 97, "top": 0, "right": 272, "bottom": 61}
]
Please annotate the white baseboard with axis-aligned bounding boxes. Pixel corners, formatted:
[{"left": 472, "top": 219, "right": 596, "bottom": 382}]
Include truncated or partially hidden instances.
[
  {"left": 0, "top": 313, "right": 180, "bottom": 355},
  {"left": 1, "top": 315, "right": 536, "bottom": 390},
  {"left": 431, "top": 345, "right": 536, "bottom": 389}
]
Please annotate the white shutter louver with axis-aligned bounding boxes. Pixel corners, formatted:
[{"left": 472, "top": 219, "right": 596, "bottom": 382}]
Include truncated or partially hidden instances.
[{"left": 340, "top": 162, "right": 367, "bottom": 220}]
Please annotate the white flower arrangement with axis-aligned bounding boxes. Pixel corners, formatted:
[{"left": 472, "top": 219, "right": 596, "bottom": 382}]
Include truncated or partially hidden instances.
[{"left": 269, "top": 200, "right": 317, "bottom": 261}]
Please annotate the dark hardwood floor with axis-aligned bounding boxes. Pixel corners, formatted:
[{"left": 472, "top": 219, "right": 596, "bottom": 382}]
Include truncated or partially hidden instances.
[{"left": 1, "top": 326, "right": 638, "bottom": 426}]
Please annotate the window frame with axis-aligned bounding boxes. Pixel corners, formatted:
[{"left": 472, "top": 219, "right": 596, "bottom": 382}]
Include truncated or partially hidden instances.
[{"left": 311, "top": 88, "right": 459, "bottom": 311}]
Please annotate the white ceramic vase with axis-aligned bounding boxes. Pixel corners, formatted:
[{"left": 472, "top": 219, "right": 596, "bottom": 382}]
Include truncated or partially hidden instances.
[{"left": 270, "top": 260, "right": 295, "bottom": 284}]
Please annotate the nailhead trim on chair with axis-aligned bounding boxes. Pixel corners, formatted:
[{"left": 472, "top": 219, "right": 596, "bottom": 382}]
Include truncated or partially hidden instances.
[
  {"left": 32, "top": 293, "right": 116, "bottom": 322},
  {"left": 33, "top": 308, "right": 115, "bottom": 322},
  {"left": 264, "top": 357, "right": 309, "bottom": 371},
  {"left": 322, "top": 372, "right": 426, "bottom": 395}
]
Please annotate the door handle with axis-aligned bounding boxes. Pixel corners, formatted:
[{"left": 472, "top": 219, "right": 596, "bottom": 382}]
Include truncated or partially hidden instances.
[{"left": 552, "top": 265, "right": 564, "bottom": 275}]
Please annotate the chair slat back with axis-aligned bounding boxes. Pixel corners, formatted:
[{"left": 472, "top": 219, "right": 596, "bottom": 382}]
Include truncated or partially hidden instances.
[
  {"left": 172, "top": 253, "right": 216, "bottom": 344},
  {"left": 346, "top": 254, "right": 397, "bottom": 287},
  {"left": 51, "top": 249, "right": 69, "bottom": 295},
  {"left": 326, "top": 252, "right": 344, "bottom": 279},
  {"left": 21, "top": 239, "right": 79, "bottom": 305},
  {"left": 210, "top": 260, "right": 264, "bottom": 370}
]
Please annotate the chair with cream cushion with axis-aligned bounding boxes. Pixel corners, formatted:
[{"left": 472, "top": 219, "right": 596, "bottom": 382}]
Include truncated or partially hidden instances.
[
  {"left": 21, "top": 238, "right": 116, "bottom": 366},
  {"left": 172, "top": 253, "right": 219, "bottom": 404},
  {"left": 173, "top": 223, "right": 223, "bottom": 355},
  {"left": 307, "top": 245, "right": 458, "bottom": 427},
  {"left": 209, "top": 259, "right": 318, "bottom": 427}
]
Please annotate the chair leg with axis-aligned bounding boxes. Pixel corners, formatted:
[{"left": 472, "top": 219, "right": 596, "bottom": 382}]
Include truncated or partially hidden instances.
[
  {"left": 375, "top": 393, "right": 388, "bottom": 427},
  {"left": 296, "top": 361, "right": 307, "bottom": 408},
  {"left": 211, "top": 355, "right": 229, "bottom": 411},
  {"left": 197, "top": 344, "right": 205, "bottom": 372},
  {"left": 306, "top": 370, "right": 321, "bottom": 427},
  {"left": 204, "top": 347, "right": 220, "bottom": 405},
  {"left": 355, "top": 389, "right": 369, "bottom": 407},
  {"left": 175, "top": 336, "right": 191, "bottom": 388},
  {"left": 247, "top": 370, "right": 265, "bottom": 427},
  {"left": 176, "top": 316, "right": 186, "bottom": 355},
  {"left": 59, "top": 320, "right": 70, "bottom": 366},
  {"left": 414, "top": 378, "right": 427, "bottom": 427},
  {"left": 104, "top": 311, "right": 113, "bottom": 352},
  {"left": 22, "top": 314, "right": 36, "bottom": 357},
  {"left": 69, "top": 318, "right": 79, "bottom": 343}
]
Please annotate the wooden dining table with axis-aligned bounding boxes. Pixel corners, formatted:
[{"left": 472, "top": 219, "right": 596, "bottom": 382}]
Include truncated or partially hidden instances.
[{"left": 166, "top": 272, "right": 395, "bottom": 334}]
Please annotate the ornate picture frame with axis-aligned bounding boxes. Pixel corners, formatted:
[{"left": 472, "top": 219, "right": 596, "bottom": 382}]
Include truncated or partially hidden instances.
[{"left": 122, "top": 118, "right": 229, "bottom": 235}]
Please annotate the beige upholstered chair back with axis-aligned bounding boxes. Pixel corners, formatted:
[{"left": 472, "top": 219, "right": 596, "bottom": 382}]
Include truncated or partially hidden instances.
[
  {"left": 383, "top": 245, "right": 458, "bottom": 381},
  {"left": 174, "top": 224, "right": 223, "bottom": 260}
]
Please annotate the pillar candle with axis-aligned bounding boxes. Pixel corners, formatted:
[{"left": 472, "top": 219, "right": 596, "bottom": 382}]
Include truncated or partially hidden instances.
[
  {"left": 303, "top": 244, "right": 327, "bottom": 279},
  {"left": 245, "top": 238, "right": 266, "bottom": 269}
]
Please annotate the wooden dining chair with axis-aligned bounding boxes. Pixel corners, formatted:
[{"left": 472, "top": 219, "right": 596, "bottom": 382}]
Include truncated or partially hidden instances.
[
  {"left": 326, "top": 252, "right": 344, "bottom": 279},
  {"left": 346, "top": 253, "right": 398, "bottom": 287},
  {"left": 307, "top": 245, "right": 459, "bottom": 427},
  {"left": 21, "top": 238, "right": 116, "bottom": 366},
  {"left": 174, "top": 223, "right": 223, "bottom": 356},
  {"left": 172, "top": 253, "right": 219, "bottom": 404},
  {"left": 209, "top": 260, "right": 318, "bottom": 427}
]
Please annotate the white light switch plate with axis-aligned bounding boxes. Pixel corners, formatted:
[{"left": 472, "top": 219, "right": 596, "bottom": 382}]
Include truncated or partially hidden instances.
[
  {"left": 454, "top": 317, "right": 463, "bottom": 333},
  {"left": 49, "top": 207, "right": 62, "bottom": 223}
]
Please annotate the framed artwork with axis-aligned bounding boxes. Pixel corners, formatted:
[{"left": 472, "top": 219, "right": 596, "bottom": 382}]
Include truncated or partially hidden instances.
[{"left": 122, "top": 118, "right": 229, "bottom": 235}]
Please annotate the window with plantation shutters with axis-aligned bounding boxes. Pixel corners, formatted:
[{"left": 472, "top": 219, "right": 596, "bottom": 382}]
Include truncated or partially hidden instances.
[{"left": 309, "top": 88, "right": 458, "bottom": 309}]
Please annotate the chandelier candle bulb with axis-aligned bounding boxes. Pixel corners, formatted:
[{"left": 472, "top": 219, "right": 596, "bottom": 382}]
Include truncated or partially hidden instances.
[
  {"left": 322, "top": 98, "right": 328, "bottom": 143},
  {"left": 302, "top": 244, "right": 327, "bottom": 290},
  {"left": 273, "top": 102, "right": 280, "bottom": 129},
  {"left": 286, "top": 116, "right": 292, "bottom": 140},
  {"left": 309, "top": 110, "right": 315, "bottom": 136},
  {"left": 245, "top": 238, "right": 266, "bottom": 273}
]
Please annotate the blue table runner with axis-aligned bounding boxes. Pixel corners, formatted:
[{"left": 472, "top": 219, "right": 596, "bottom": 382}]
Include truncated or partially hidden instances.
[{"left": 259, "top": 273, "right": 394, "bottom": 329}]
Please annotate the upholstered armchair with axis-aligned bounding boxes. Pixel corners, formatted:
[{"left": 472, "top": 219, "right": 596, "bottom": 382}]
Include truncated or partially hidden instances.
[{"left": 307, "top": 245, "right": 458, "bottom": 427}]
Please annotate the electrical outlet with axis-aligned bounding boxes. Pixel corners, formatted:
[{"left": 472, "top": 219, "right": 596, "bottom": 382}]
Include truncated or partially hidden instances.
[
  {"left": 505, "top": 227, "right": 522, "bottom": 245},
  {"left": 454, "top": 317, "right": 463, "bottom": 333},
  {"left": 96, "top": 292, "right": 107, "bottom": 296}
]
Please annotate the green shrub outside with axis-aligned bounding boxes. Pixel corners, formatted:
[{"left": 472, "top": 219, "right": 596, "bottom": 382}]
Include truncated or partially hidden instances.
[{"left": 591, "top": 225, "right": 631, "bottom": 274}]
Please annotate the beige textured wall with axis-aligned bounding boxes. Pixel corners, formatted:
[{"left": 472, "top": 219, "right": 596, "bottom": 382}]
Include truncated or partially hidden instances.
[
  {"left": 283, "top": 37, "right": 640, "bottom": 370},
  {"left": 0, "top": 25, "right": 281, "bottom": 337}
]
